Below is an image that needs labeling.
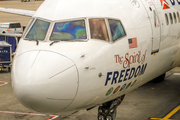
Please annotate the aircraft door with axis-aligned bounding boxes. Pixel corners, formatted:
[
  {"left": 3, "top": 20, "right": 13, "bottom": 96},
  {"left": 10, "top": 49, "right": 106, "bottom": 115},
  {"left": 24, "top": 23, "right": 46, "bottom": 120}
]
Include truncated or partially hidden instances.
[
  {"left": 140, "top": 0, "right": 161, "bottom": 54},
  {"left": 151, "top": 8, "right": 161, "bottom": 54}
]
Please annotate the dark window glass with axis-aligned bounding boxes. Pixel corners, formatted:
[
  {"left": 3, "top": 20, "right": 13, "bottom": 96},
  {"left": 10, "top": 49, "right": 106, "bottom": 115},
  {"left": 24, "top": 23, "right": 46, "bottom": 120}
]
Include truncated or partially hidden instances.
[
  {"left": 165, "top": 13, "right": 169, "bottom": 25},
  {"left": 50, "top": 20, "right": 87, "bottom": 41},
  {"left": 169, "top": 13, "right": 173, "bottom": 24},
  {"left": 25, "top": 19, "right": 50, "bottom": 40},
  {"left": 89, "top": 19, "right": 109, "bottom": 41},
  {"left": 108, "top": 19, "right": 126, "bottom": 41},
  {"left": 10, "top": 23, "right": 21, "bottom": 28},
  {"left": 173, "top": 12, "right": 177, "bottom": 23},
  {"left": 177, "top": 12, "right": 180, "bottom": 23}
]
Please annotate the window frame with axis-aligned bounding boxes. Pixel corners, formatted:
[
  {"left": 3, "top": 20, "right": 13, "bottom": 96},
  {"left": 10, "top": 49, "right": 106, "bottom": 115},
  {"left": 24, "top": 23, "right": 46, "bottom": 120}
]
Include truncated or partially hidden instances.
[{"left": 49, "top": 18, "right": 89, "bottom": 42}]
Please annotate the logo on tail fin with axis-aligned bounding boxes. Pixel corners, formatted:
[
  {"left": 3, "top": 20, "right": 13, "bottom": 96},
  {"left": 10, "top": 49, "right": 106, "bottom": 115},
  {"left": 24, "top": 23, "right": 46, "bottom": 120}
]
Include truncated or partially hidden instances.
[{"left": 160, "top": 0, "right": 170, "bottom": 9}]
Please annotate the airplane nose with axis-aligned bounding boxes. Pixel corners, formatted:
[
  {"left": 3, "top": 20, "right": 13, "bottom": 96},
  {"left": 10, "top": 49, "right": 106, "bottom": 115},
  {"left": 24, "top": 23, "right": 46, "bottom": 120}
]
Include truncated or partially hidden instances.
[{"left": 11, "top": 51, "right": 79, "bottom": 113}]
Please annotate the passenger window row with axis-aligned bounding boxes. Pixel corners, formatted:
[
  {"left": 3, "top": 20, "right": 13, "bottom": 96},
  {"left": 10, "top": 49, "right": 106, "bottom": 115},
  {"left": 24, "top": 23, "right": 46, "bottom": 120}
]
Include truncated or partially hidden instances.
[{"left": 165, "top": 11, "right": 180, "bottom": 25}]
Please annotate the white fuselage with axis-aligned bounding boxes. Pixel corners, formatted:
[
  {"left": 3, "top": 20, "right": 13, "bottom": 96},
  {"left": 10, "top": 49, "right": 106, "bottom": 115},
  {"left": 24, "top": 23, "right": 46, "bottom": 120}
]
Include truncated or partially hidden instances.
[{"left": 11, "top": 0, "right": 180, "bottom": 113}]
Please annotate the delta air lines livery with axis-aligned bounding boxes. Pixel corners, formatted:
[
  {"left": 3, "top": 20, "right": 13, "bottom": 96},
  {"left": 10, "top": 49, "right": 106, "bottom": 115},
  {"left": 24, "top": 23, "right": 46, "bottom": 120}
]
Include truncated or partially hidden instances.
[{"left": 0, "top": 0, "right": 180, "bottom": 119}]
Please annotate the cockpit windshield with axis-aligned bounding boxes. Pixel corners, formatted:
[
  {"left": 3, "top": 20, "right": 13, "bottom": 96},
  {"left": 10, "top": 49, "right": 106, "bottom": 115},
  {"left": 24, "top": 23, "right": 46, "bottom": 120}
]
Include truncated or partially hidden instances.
[
  {"left": 23, "top": 18, "right": 126, "bottom": 43},
  {"left": 50, "top": 20, "right": 87, "bottom": 41},
  {"left": 89, "top": 19, "right": 109, "bottom": 42},
  {"left": 25, "top": 19, "right": 50, "bottom": 40}
]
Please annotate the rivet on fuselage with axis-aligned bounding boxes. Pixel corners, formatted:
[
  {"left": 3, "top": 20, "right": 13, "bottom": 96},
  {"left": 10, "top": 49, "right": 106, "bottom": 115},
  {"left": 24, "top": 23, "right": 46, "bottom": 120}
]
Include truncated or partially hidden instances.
[
  {"left": 99, "top": 73, "right": 103, "bottom": 77},
  {"left": 81, "top": 54, "right": 85, "bottom": 58},
  {"left": 85, "top": 66, "right": 89, "bottom": 69}
]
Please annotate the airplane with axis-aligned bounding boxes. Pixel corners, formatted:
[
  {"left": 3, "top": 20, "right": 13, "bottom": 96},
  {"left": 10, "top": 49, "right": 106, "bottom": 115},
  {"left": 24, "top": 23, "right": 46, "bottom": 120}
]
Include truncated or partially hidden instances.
[{"left": 0, "top": 0, "right": 180, "bottom": 120}]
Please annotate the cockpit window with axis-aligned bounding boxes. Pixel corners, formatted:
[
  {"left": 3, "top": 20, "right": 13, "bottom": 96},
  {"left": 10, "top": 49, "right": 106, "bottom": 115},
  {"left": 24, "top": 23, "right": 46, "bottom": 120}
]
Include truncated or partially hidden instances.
[
  {"left": 108, "top": 19, "right": 126, "bottom": 41},
  {"left": 89, "top": 19, "right": 109, "bottom": 42},
  {"left": 25, "top": 19, "right": 50, "bottom": 40},
  {"left": 50, "top": 20, "right": 87, "bottom": 41},
  {"left": 22, "top": 18, "right": 35, "bottom": 38}
]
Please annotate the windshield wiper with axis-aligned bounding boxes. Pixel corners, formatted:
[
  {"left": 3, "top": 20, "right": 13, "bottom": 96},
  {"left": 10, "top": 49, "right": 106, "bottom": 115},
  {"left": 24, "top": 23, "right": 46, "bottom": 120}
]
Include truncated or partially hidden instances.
[
  {"left": 50, "top": 39, "right": 76, "bottom": 46},
  {"left": 50, "top": 41, "right": 61, "bottom": 46},
  {"left": 25, "top": 39, "right": 39, "bottom": 46},
  {"left": 36, "top": 40, "right": 39, "bottom": 46}
]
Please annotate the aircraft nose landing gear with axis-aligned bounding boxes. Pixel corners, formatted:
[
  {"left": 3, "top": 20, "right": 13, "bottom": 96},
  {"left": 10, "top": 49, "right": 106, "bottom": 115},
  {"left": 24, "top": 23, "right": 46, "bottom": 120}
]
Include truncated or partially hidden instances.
[
  {"left": 98, "top": 106, "right": 117, "bottom": 120},
  {"left": 98, "top": 95, "right": 125, "bottom": 120}
]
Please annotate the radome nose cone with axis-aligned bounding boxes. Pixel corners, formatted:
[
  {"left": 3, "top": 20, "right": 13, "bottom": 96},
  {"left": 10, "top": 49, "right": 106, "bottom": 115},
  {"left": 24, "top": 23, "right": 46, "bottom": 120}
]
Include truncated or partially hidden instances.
[{"left": 11, "top": 51, "right": 79, "bottom": 112}]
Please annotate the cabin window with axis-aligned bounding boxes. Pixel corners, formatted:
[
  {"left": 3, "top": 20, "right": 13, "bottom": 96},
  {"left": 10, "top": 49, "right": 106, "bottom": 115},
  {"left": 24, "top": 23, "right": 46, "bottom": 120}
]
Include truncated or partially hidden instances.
[
  {"left": 50, "top": 20, "right": 87, "bottom": 41},
  {"left": 25, "top": 19, "right": 50, "bottom": 40},
  {"left": 177, "top": 12, "right": 180, "bottom": 23},
  {"left": 173, "top": 12, "right": 177, "bottom": 23},
  {"left": 108, "top": 19, "right": 126, "bottom": 41},
  {"left": 89, "top": 19, "right": 109, "bottom": 42},
  {"left": 169, "top": 13, "right": 173, "bottom": 24},
  {"left": 165, "top": 13, "right": 169, "bottom": 25}
]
